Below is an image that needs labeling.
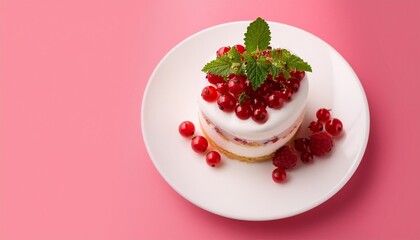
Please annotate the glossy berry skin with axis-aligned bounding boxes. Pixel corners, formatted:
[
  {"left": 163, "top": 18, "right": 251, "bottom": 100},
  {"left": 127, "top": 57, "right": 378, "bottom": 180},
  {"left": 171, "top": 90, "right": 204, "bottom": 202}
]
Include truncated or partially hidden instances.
[
  {"left": 234, "top": 44, "right": 245, "bottom": 54},
  {"left": 216, "top": 82, "right": 228, "bottom": 94},
  {"left": 178, "top": 121, "right": 195, "bottom": 137},
  {"left": 252, "top": 107, "right": 268, "bottom": 124},
  {"left": 250, "top": 97, "right": 267, "bottom": 110},
  {"left": 301, "top": 151, "right": 314, "bottom": 164},
  {"left": 294, "top": 138, "right": 309, "bottom": 152},
  {"left": 285, "top": 78, "right": 300, "bottom": 93},
  {"left": 206, "top": 151, "right": 221, "bottom": 167},
  {"left": 217, "top": 93, "right": 236, "bottom": 112},
  {"left": 216, "top": 46, "right": 231, "bottom": 57},
  {"left": 325, "top": 118, "right": 344, "bottom": 136},
  {"left": 191, "top": 136, "right": 208, "bottom": 153},
  {"left": 273, "top": 145, "right": 297, "bottom": 169},
  {"left": 207, "top": 73, "right": 224, "bottom": 85},
  {"left": 235, "top": 103, "right": 252, "bottom": 120},
  {"left": 279, "top": 87, "right": 292, "bottom": 101},
  {"left": 308, "top": 121, "right": 323, "bottom": 133},
  {"left": 316, "top": 108, "right": 331, "bottom": 122},
  {"left": 291, "top": 70, "right": 305, "bottom": 81},
  {"left": 201, "top": 86, "right": 218, "bottom": 102},
  {"left": 272, "top": 167, "right": 287, "bottom": 183},
  {"left": 267, "top": 91, "right": 285, "bottom": 109},
  {"left": 228, "top": 75, "right": 246, "bottom": 95}
]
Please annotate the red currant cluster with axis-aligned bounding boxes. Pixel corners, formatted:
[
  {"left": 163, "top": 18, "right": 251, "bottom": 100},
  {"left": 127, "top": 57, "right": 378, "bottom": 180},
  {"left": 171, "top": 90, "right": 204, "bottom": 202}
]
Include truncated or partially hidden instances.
[
  {"left": 271, "top": 108, "right": 344, "bottom": 183},
  {"left": 201, "top": 45, "right": 306, "bottom": 124},
  {"left": 178, "top": 121, "right": 222, "bottom": 167}
]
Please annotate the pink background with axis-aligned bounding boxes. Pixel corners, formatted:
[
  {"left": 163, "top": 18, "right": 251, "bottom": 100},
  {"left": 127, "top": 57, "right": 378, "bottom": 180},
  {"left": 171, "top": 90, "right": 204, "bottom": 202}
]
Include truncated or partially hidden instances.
[{"left": 1, "top": 0, "right": 420, "bottom": 239}]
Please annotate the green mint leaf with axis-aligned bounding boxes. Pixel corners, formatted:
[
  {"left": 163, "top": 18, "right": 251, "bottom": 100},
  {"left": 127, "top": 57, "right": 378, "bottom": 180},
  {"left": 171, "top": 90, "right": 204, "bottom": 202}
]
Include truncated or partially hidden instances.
[
  {"left": 244, "top": 54, "right": 268, "bottom": 90},
  {"left": 287, "top": 55, "right": 312, "bottom": 72},
  {"left": 281, "top": 48, "right": 312, "bottom": 72},
  {"left": 268, "top": 64, "right": 280, "bottom": 78},
  {"left": 201, "top": 55, "right": 233, "bottom": 77},
  {"left": 244, "top": 17, "right": 271, "bottom": 52},
  {"left": 227, "top": 47, "right": 241, "bottom": 61}
]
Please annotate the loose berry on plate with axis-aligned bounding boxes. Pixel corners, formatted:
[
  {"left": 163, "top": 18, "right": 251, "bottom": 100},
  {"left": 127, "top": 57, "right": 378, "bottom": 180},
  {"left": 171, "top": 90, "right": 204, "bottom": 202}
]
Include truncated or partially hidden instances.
[
  {"left": 316, "top": 108, "right": 331, "bottom": 122},
  {"left": 308, "top": 121, "right": 323, "bottom": 133},
  {"left": 217, "top": 93, "right": 236, "bottom": 112},
  {"left": 294, "top": 138, "right": 309, "bottom": 152},
  {"left": 309, "top": 131, "right": 334, "bottom": 157},
  {"left": 325, "top": 118, "right": 344, "bottom": 137},
  {"left": 252, "top": 107, "right": 268, "bottom": 124},
  {"left": 228, "top": 75, "right": 246, "bottom": 95},
  {"left": 206, "top": 151, "right": 221, "bottom": 167},
  {"left": 178, "top": 121, "right": 195, "bottom": 137},
  {"left": 234, "top": 44, "right": 245, "bottom": 54},
  {"left": 216, "top": 82, "right": 228, "bottom": 94},
  {"left": 207, "top": 73, "right": 224, "bottom": 85},
  {"left": 235, "top": 103, "right": 252, "bottom": 120},
  {"left": 273, "top": 145, "right": 297, "bottom": 169},
  {"left": 191, "top": 136, "right": 208, "bottom": 153},
  {"left": 216, "top": 46, "right": 231, "bottom": 57},
  {"left": 267, "top": 91, "right": 285, "bottom": 109},
  {"left": 272, "top": 167, "right": 287, "bottom": 183},
  {"left": 300, "top": 151, "right": 314, "bottom": 164},
  {"left": 201, "top": 86, "right": 218, "bottom": 102}
]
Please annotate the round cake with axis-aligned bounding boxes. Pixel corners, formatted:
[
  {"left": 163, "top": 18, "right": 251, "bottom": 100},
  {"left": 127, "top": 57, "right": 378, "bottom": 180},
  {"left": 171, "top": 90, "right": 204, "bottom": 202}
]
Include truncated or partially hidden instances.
[{"left": 198, "top": 75, "right": 308, "bottom": 162}]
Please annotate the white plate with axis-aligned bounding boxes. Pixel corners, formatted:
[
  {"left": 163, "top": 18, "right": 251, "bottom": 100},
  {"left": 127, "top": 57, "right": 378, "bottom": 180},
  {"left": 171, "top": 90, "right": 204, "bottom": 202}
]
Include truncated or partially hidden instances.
[{"left": 141, "top": 21, "right": 370, "bottom": 221}]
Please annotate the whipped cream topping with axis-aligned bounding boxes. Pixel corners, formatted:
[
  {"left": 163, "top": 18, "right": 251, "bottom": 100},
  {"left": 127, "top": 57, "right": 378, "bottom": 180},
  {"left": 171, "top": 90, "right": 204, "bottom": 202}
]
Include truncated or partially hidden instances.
[{"left": 198, "top": 75, "right": 309, "bottom": 141}]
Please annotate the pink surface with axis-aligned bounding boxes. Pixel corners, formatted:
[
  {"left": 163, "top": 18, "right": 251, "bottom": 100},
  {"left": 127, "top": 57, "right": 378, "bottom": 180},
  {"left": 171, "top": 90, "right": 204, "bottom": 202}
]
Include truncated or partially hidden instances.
[{"left": 1, "top": 0, "right": 420, "bottom": 239}]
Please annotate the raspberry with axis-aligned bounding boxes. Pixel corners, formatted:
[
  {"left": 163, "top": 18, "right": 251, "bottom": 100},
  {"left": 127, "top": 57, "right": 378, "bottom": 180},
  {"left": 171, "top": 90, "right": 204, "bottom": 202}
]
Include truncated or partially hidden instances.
[
  {"left": 272, "top": 145, "right": 297, "bottom": 169},
  {"left": 308, "top": 132, "right": 334, "bottom": 157}
]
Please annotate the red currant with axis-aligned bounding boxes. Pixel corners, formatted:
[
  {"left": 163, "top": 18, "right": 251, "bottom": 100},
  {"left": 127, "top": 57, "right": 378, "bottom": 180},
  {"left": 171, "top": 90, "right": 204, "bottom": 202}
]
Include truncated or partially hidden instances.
[
  {"left": 279, "top": 87, "right": 292, "bottom": 101},
  {"left": 267, "top": 91, "right": 285, "bottom": 109},
  {"left": 250, "top": 97, "right": 267, "bottom": 110},
  {"left": 216, "top": 82, "right": 228, "bottom": 94},
  {"left": 316, "top": 108, "right": 331, "bottom": 122},
  {"left": 201, "top": 86, "right": 218, "bottom": 102},
  {"left": 301, "top": 151, "right": 314, "bottom": 164},
  {"left": 206, "top": 151, "right": 221, "bottom": 167},
  {"left": 235, "top": 103, "right": 252, "bottom": 120},
  {"left": 244, "top": 80, "right": 255, "bottom": 96},
  {"left": 234, "top": 44, "right": 245, "bottom": 54},
  {"left": 206, "top": 73, "right": 224, "bottom": 85},
  {"left": 254, "top": 82, "right": 270, "bottom": 98},
  {"left": 178, "top": 121, "right": 195, "bottom": 137},
  {"left": 228, "top": 75, "right": 246, "bottom": 95},
  {"left": 191, "top": 136, "right": 208, "bottom": 153},
  {"left": 217, "top": 93, "right": 236, "bottom": 112},
  {"left": 272, "top": 167, "right": 287, "bottom": 183},
  {"left": 216, "top": 46, "right": 231, "bottom": 57},
  {"left": 252, "top": 107, "right": 268, "bottom": 124},
  {"left": 308, "top": 121, "right": 323, "bottom": 133},
  {"left": 291, "top": 70, "right": 305, "bottom": 81},
  {"left": 285, "top": 78, "right": 300, "bottom": 93},
  {"left": 325, "top": 118, "right": 344, "bottom": 136},
  {"left": 294, "top": 138, "right": 309, "bottom": 152}
]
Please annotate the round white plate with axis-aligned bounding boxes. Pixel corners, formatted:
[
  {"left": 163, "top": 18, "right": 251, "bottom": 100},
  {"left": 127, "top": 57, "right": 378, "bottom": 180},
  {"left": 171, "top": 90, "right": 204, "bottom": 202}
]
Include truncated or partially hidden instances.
[{"left": 141, "top": 21, "right": 370, "bottom": 221}]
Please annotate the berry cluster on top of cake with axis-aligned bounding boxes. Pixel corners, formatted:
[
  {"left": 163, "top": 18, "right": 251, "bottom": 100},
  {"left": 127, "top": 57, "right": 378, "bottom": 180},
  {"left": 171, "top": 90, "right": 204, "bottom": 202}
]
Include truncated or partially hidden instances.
[{"left": 198, "top": 17, "right": 312, "bottom": 162}]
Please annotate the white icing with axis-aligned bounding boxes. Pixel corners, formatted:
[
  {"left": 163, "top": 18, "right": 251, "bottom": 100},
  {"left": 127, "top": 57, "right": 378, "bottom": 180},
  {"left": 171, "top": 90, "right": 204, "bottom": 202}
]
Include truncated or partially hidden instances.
[
  {"left": 198, "top": 75, "right": 309, "bottom": 141},
  {"left": 199, "top": 111, "right": 303, "bottom": 158}
]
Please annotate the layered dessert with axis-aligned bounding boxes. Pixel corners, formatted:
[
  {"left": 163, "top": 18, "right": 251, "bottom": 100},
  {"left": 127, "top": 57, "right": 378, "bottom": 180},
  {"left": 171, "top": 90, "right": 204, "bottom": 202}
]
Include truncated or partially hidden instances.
[{"left": 198, "top": 17, "right": 312, "bottom": 162}]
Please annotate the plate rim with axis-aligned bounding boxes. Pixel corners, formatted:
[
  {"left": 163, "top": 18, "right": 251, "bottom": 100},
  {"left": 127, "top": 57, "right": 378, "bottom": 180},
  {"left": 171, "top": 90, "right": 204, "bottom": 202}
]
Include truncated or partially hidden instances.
[{"left": 141, "top": 20, "right": 370, "bottom": 221}]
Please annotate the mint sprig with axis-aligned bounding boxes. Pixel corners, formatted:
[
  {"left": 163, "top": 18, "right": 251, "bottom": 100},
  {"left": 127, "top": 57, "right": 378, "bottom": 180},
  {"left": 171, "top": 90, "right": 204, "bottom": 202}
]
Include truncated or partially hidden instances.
[
  {"left": 201, "top": 17, "right": 312, "bottom": 90},
  {"left": 244, "top": 17, "right": 271, "bottom": 52}
]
